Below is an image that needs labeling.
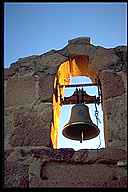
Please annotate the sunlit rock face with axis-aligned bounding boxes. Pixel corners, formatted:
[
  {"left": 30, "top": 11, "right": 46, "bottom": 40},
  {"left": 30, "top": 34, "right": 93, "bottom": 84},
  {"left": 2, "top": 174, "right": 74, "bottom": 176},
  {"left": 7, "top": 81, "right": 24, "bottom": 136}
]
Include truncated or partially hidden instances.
[{"left": 4, "top": 37, "right": 127, "bottom": 187}]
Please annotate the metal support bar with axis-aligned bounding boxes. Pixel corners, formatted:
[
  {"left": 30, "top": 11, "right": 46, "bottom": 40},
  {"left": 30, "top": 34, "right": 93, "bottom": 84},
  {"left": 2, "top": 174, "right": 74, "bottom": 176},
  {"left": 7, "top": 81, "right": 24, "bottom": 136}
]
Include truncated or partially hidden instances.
[{"left": 59, "top": 83, "right": 98, "bottom": 88}]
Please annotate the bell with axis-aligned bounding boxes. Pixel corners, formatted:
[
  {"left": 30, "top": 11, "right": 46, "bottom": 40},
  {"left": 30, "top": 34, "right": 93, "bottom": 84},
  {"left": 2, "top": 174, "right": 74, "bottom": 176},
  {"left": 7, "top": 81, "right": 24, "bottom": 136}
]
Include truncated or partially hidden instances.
[{"left": 62, "top": 104, "right": 100, "bottom": 143}]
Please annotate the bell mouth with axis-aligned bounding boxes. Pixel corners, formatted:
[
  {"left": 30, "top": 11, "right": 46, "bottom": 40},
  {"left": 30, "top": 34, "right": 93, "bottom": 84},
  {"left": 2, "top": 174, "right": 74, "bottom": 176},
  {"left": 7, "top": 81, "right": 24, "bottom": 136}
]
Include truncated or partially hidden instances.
[{"left": 62, "top": 122, "right": 100, "bottom": 141}]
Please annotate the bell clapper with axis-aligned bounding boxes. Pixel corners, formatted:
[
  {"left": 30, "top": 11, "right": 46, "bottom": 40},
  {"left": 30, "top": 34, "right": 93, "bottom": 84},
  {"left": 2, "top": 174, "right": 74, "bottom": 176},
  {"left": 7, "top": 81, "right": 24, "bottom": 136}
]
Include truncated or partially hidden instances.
[{"left": 80, "top": 130, "right": 83, "bottom": 143}]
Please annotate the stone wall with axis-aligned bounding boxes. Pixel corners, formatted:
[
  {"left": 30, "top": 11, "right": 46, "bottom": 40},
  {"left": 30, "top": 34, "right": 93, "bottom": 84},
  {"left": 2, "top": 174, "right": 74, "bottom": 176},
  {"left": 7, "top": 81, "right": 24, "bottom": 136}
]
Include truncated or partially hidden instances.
[
  {"left": 4, "top": 147, "right": 127, "bottom": 188},
  {"left": 4, "top": 37, "right": 127, "bottom": 188}
]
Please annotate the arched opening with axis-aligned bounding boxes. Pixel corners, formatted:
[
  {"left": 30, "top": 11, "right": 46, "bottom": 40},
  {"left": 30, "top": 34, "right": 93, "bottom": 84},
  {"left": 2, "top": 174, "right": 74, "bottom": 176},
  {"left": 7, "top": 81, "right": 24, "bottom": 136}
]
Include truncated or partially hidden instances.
[{"left": 51, "top": 55, "right": 105, "bottom": 149}]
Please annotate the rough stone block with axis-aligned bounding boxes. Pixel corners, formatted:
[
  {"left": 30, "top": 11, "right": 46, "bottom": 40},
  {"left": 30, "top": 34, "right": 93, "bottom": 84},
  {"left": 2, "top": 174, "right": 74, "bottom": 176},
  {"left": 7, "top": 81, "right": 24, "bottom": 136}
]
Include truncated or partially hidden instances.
[
  {"left": 4, "top": 107, "right": 15, "bottom": 149},
  {"left": 38, "top": 52, "right": 67, "bottom": 67},
  {"left": 70, "top": 148, "right": 127, "bottom": 164},
  {"left": 68, "top": 43, "right": 96, "bottom": 57},
  {"left": 6, "top": 103, "right": 52, "bottom": 147},
  {"left": 6, "top": 148, "right": 24, "bottom": 162},
  {"left": 4, "top": 148, "right": 14, "bottom": 160},
  {"left": 96, "top": 148, "right": 127, "bottom": 163},
  {"left": 28, "top": 148, "right": 75, "bottom": 162},
  {"left": 5, "top": 76, "right": 37, "bottom": 107},
  {"left": 29, "top": 158, "right": 42, "bottom": 181},
  {"left": 4, "top": 68, "right": 17, "bottom": 80},
  {"left": 4, "top": 160, "right": 29, "bottom": 188},
  {"left": 68, "top": 37, "right": 90, "bottom": 44},
  {"left": 4, "top": 148, "right": 127, "bottom": 188},
  {"left": 32, "top": 162, "right": 127, "bottom": 188},
  {"left": 103, "top": 94, "right": 127, "bottom": 149},
  {"left": 91, "top": 47, "right": 120, "bottom": 71},
  {"left": 38, "top": 73, "right": 55, "bottom": 102},
  {"left": 70, "top": 149, "right": 88, "bottom": 162},
  {"left": 30, "top": 177, "right": 127, "bottom": 188},
  {"left": 101, "top": 71, "right": 125, "bottom": 100},
  {"left": 114, "top": 46, "right": 127, "bottom": 63}
]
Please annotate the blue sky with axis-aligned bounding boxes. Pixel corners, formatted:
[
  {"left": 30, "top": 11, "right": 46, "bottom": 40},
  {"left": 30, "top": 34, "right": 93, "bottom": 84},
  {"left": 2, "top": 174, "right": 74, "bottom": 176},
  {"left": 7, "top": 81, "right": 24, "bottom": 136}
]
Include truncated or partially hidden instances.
[
  {"left": 4, "top": 3, "right": 127, "bottom": 150},
  {"left": 4, "top": 2, "right": 127, "bottom": 68}
]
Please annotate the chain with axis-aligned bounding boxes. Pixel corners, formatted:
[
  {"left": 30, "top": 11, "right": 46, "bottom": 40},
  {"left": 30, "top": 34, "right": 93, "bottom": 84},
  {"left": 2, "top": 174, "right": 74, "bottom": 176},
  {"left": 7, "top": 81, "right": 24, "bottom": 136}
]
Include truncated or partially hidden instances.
[
  {"left": 95, "top": 102, "right": 101, "bottom": 149},
  {"left": 95, "top": 102, "right": 101, "bottom": 126}
]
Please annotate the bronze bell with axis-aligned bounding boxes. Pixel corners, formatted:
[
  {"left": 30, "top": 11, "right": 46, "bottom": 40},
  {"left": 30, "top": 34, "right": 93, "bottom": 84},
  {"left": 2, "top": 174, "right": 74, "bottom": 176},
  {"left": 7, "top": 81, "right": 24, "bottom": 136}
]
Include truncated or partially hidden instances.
[{"left": 62, "top": 104, "right": 100, "bottom": 143}]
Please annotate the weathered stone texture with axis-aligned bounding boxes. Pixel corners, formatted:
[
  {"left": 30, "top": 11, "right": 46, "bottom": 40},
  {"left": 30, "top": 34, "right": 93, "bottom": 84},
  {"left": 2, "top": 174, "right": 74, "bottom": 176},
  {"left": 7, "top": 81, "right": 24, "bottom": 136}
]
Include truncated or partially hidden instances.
[
  {"left": 4, "top": 108, "right": 14, "bottom": 149},
  {"left": 38, "top": 73, "right": 55, "bottom": 102},
  {"left": 40, "top": 163, "right": 126, "bottom": 183},
  {"left": 103, "top": 94, "right": 127, "bottom": 149},
  {"left": 70, "top": 148, "right": 127, "bottom": 163},
  {"left": 68, "top": 37, "right": 91, "bottom": 44},
  {"left": 4, "top": 37, "right": 127, "bottom": 188},
  {"left": 91, "top": 47, "right": 120, "bottom": 70},
  {"left": 28, "top": 148, "right": 75, "bottom": 162},
  {"left": 68, "top": 43, "right": 97, "bottom": 58},
  {"left": 118, "top": 71, "right": 127, "bottom": 93},
  {"left": 11, "top": 106, "right": 52, "bottom": 147},
  {"left": 5, "top": 76, "right": 37, "bottom": 107},
  {"left": 114, "top": 46, "right": 127, "bottom": 72},
  {"left": 30, "top": 176, "right": 127, "bottom": 188},
  {"left": 4, "top": 148, "right": 127, "bottom": 188},
  {"left": 4, "top": 68, "right": 16, "bottom": 80},
  {"left": 100, "top": 71, "right": 125, "bottom": 100},
  {"left": 37, "top": 51, "right": 67, "bottom": 69},
  {"left": 29, "top": 148, "right": 127, "bottom": 187},
  {"left": 5, "top": 56, "right": 37, "bottom": 80},
  {"left": 43, "top": 163, "right": 115, "bottom": 180},
  {"left": 5, "top": 147, "right": 127, "bottom": 165},
  {"left": 96, "top": 148, "right": 127, "bottom": 162},
  {"left": 5, "top": 103, "right": 52, "bottom": 148},
  {"left": 4, "top": 160, "right": 29, "bottom": 188}
]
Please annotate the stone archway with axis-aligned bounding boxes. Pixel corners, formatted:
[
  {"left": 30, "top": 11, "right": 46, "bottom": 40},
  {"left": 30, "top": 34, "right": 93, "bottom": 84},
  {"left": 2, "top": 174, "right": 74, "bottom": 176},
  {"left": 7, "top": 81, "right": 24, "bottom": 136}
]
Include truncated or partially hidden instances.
[
  {"left": 51, "top": 55, "right": 103, "bottom": 148},
  {"left": 50, "top": 38, "right": 127, "bottom": 150}
]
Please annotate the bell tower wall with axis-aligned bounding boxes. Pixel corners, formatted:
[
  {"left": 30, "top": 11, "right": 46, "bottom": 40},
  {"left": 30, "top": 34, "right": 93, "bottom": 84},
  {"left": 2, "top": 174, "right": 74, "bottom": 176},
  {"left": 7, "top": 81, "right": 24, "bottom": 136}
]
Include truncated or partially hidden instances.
[{"left": 4, "top": 37, "right": 127, "bottom": 187}]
